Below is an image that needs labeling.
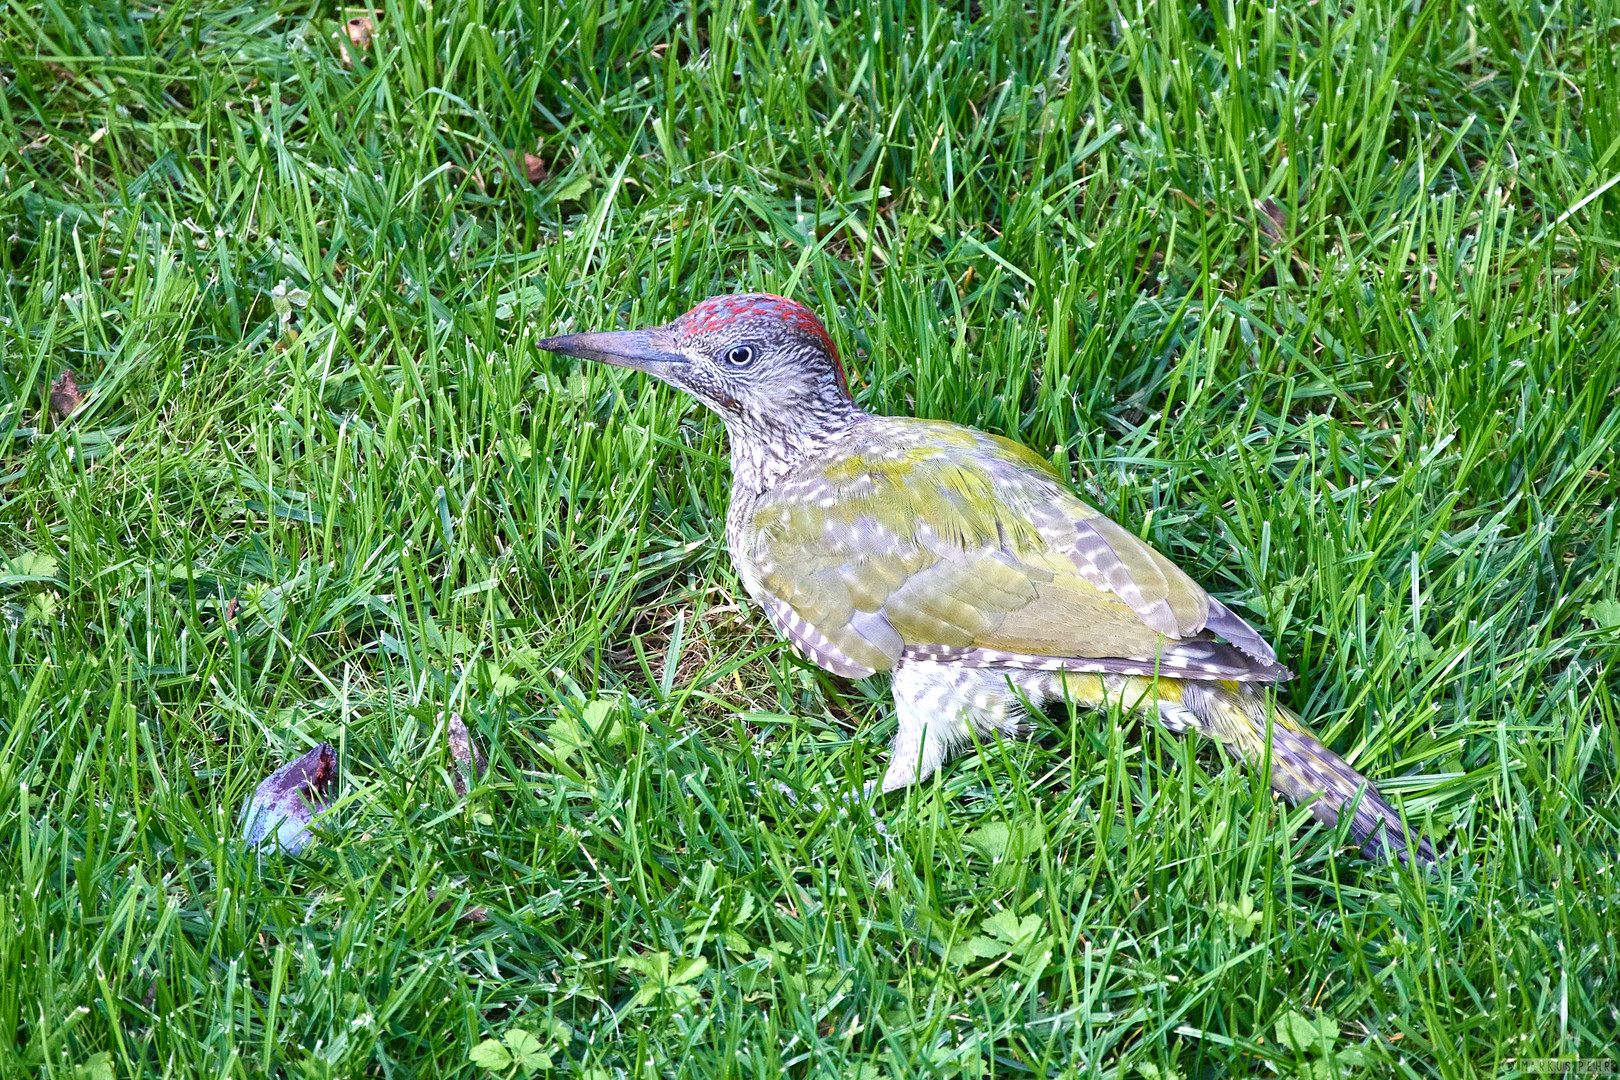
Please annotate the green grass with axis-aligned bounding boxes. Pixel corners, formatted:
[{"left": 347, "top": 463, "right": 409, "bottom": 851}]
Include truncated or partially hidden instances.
[{"left": 2, "top": 0, "right": 1618, "bottom": 1075}]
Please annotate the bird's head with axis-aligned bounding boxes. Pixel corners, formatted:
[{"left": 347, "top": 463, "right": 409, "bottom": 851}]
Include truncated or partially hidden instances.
[{"left": 537, "top": 294, "right": 855, "bottom": 437}]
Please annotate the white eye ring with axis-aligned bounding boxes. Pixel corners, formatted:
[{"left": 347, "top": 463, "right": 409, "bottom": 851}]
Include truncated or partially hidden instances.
[{"left": 726, "top": 345, "right": 754, "bottom": 366}]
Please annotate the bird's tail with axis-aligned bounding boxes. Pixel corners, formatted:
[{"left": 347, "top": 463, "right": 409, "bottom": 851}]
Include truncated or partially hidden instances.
[{"left": 1057, "top": 673, "right": 1435, "bottom": 864}]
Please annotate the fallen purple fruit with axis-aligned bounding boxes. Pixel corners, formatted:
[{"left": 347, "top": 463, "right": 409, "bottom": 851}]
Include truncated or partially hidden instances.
[{"left": 242, "top": 743, "right": 337, "bottom": 854}]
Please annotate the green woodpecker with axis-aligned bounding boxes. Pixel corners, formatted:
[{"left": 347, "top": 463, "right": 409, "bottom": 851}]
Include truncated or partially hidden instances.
[{"left": 539, "top": 294, "right": 1434, "bottom": 863}]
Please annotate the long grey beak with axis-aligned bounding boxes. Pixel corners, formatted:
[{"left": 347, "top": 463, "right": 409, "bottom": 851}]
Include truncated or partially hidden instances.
[{"left": 535, "top": 328, "right": 685, "bottom": 376}]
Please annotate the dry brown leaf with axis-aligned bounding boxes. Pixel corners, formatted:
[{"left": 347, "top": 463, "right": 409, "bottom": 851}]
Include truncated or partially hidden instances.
[
  {"left": 346, "top": 16, "right": 374, "bottom": 50},
  {"left": 427, "top": 888, "right": 490, "bottom": 924},
  {"left": 1256, "top": 197, "right": 1287, "bottom": 244},
  {"left": 447, "top": 712, "right": 487, "bottom": 796},
  {"left": 521, "top": 151, "right": 548, "bottom": 183},
  {"left": 49, "top": 369, "right": 82, "bottom": 421}
]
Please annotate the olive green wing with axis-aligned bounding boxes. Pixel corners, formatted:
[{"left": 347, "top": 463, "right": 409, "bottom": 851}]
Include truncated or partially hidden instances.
[{"left": 742, "top": 419, "right": 1288, "bottom": 682}]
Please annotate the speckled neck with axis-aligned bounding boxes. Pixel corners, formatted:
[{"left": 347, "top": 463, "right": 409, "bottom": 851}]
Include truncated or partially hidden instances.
[{"left": 721, "top": 397, "right": 868, "bottom": 500}]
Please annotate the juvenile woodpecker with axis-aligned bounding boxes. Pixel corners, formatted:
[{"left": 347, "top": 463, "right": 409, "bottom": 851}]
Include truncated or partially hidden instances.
[{"left": 539, "top": 294, "right": 1433, "bottom": 862}]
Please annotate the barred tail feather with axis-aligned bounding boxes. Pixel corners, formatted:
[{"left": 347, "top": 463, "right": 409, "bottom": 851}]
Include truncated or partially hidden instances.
[{"left": 1175, "top": 682, "right": 1436, "bottom": 864}]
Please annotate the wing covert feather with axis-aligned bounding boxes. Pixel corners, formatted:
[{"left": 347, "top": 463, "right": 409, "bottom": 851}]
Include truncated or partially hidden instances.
[{"left": 743, "top": 418, "right": 1286, "bottom": 681}]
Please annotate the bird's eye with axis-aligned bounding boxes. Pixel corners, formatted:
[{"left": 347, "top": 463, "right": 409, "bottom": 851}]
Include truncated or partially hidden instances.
[{"left": 725, "top": 345, "right": 754, "bottom": 367}]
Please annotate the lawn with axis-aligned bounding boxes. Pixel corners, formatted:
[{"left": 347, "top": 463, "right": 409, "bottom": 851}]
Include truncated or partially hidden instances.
[{"left": 2, "top": 0, "right": 1618, "bottom": 1076}]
